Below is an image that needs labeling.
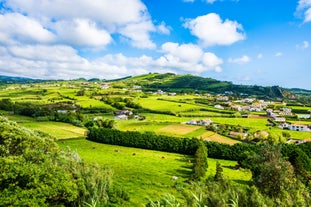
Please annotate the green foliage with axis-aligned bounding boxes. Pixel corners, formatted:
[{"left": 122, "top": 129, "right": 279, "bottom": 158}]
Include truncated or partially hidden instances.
[
  {"left": 192, "top": 141, "right": 208, "bottom": 180},
  {"left": 0, "top": 116, "right": 113, "bottom": 206},
  {"left": 214, "top": 162, "right": 225, "bottom": 182},
  {"left": 87, "top": 127, "right": 199, "bottom": 155},
  {"left": 85, "top": 118, "right": 115, "bottom": 129}
]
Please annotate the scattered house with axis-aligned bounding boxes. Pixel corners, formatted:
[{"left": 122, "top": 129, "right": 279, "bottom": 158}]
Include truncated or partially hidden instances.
[
  {"left": 278, "top": 123, "right": 311, "bottom": 132},
  {"left": 101, "top": 84, "right": 110, "bottom": 89},
  {"left": 297, "top": 114, "right": 311, "bottom": 119},
  {"left": 214, "top": 105, "right": 224, "bottom": 110},
  {"left": 231, "top": 105, "right": 242, "bottom": 111},
  {"left": 168, "top": 92, "right": 177, "bottom": 96},
  {"left": 186, "top": 119, "right": 212, "bottom": 126},
  {"left": 216, "top": 96, "right": 229, "bottom": 102},
  {"left": 241, "top": 114, "right": 249, "bottom": 118},
  {"left": 156, "top": 90, "right": 166, "bottom": 95},
  {"left": 288, "top": 124, "right": 311, "bottom": 132},
  {"left": 266, "top": 109, "right": 274, "bottom": 117},
  {"left": 273, "top": 116, "right": 286, "bottom": 122},
  {"left": 115, "top": 114, "right": 128, "bottom": 120},
  {"left": 278, "top": 122, "right": 290, "bottom": 129},
  {"left": 56, "top": 109, "right": 76, "bottom": 114},
  {"left": 114, "top": 110, "right": 133, "bottom": 116},
  {"left": 229, "top": 131, "right": 247, "bottom": 139},
  {"left": 279, "top": 108, "right": 292, "bottom": 116},
  {"left": 132, "top": 85, "right": 141, "bottom": 89}
]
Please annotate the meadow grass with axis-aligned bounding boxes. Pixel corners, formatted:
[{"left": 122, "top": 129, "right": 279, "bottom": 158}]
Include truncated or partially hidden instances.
[
  {"left": 137, "top": 96, "right": 203, "bottom": 112},
  {"left": 58, "top": 138, "right": 252, "bottom": 206},
  {"left": 3, "top": 113, "right": 86, "bottom": 139},
  {"left": 21, "top": 121, "right": 86, "bottom": 139}
]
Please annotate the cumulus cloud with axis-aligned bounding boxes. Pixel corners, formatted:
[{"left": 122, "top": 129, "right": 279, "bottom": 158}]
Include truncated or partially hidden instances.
[
  {"left": 1, "top": 0, "right": 160, "bottom": 49},
  {"left": 0, "top": 13, "right": 55, "bottom": 45},
  {"left": 54, "top": 19, "right": 112, "bottom": 47},
  {"left": 157, "top": 22, "right": 171, "bottom": 35},
  {"left": 0, "top": 42, "right": 223, "bottom": 79},
  {"left": 296, "top": 0, "right": 311, "bottom": 23},
  {"left": 228, "top": 55, "right": 250, "bottom": 64},
  {"left": 159, "top": 42, "right": 223, "bottom": 73},
  {"left": 184, "top": 13, "right": 245, "bottom": 47},
  {"left": 119, "top": 21, "right": 156, "bottom": 49}
]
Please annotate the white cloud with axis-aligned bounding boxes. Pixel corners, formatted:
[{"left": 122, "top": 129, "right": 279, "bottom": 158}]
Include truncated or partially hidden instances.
[
  {"left": 1, "top": 0, "right": 159, "bottom": 49},
  {"left": 0, "top": 13, "right": 55, "bottom": 45},
  {"left": 257, "top": 53, "right": 263, "bottom": 59},
  {"left": 228, "top": 55, "right": 250, "bottom": 64},
  {"left": 296, "top": 0, "right": 311, "bottom": 23},
  {"left": 296, "top": 40, "right": 309, "bottom": 49},
  {"left": 157, "top": 22, "right": 171, "bottom": 35},
  {"left": 275, "top": 52, "right": 283, "bottom": 57},
  {"left": 119, "top": 21, "right": 156, "bottom": 49},
  {"left": 159, "top": 42, "right": 223, "bottom": 73},
  {"left": 184, "top": 13, "right": 245, "bottom": 47},
  {"left": 0, "top": 43, "right": 223, "bottom": 79},
  {"left": 54, "top": 19, "right": 112, "bottom": 47}
]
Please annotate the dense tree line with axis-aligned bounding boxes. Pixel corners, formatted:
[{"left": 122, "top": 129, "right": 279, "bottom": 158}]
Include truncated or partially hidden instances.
[{"left": 87, "top": 127, "right": 199, "bottom": 155}]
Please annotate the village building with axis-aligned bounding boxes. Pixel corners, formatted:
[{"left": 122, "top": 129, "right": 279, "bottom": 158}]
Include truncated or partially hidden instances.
[
  {"left": 186, "top": 119, "right": 212, "bottom": 126},
  {"left": 214, "top": 105, "right": 224, "bottom": 110},
  {"left": 273, "top": 116, "right": 286, "bottom": 122}
]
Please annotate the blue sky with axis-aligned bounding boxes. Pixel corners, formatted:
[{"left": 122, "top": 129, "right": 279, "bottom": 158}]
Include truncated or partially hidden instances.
[{"left": 0, "top": 0, "right": 310, "bottom": 89}]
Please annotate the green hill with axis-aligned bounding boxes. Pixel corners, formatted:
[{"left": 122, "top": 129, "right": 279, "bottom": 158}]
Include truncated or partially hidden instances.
[{"left": 115, "top": 73, "right": 291, "bottom": 98}]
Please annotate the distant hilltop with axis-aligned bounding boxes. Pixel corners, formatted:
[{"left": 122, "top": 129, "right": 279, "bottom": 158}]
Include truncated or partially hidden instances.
[{"left": 1, "top": 73, "right": 310, "bottom": 99}]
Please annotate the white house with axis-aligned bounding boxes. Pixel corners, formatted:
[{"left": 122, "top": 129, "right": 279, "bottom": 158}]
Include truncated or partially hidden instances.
[
  {"left": 273, "top": 116, "right": 286, "bottom": 122},
  {"left": 288, "top": 124, "right": 311, "bottom": 132},
  {"left": 115, "top": 114, "right": 128, "bottom": 120}
]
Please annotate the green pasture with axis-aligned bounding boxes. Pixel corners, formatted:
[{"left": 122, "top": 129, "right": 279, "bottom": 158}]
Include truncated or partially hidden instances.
[
  {"left": 141, "top": 113, "right": 189, "bottom": 122},
  {"left": 212, "top": 117, "right": 268, "bottom": 128},
  {"left": 178, "top": 110, "right": 232, "bottom": 117},
  {"left": 137, "top": 96, "right": 204, "bottom": 112},
  {"left": 58, "top": 138, "right": 251, "bottom": 206},
  {"left": 116, "top": 120, "right": 170, "bottom": 132},
  {"left": 3, "top": 113, "right": 86, "bottom": 139},
  {"left": 21, "top": 121, "right": 86, "bottom": 139}
]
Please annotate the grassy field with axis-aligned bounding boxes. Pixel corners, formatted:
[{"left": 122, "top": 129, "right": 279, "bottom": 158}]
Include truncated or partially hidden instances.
[
  {"left": 3, "top": 113, "right": 86, "bottom": 139},
  {"left": 21, "top": 121, "right": 86, "bottom": 139},
  {"left": 137, "top": 96, "right": 204, "bottom": 112},
  {"left": 58, "top": 138, "right": 251, "bottom": 206}
]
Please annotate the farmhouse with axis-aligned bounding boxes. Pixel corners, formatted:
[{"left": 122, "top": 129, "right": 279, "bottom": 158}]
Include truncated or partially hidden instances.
[
  {"left": 273, "top": 116, "right": 286, "bottom": 122},
  {"left": 214, "top": 105, "right": 224, "bottom": 110},
  {"left": 297, "top": 114, "right": 311, "bottom": 119},
  {"left": 186, "top": 119, "right": 212, "bottom": 126},
  {"left": 278, "top": 123, "right": 311, "bottom": 132},
  {"left": 229, "top": 131, "right": 247, "bottom": 139},
  {"left": 115, "top": 114, "right": 128, "bottom": 120},
  {"left": 288, "top": 124, "right": 311, "bottom": 132}
]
